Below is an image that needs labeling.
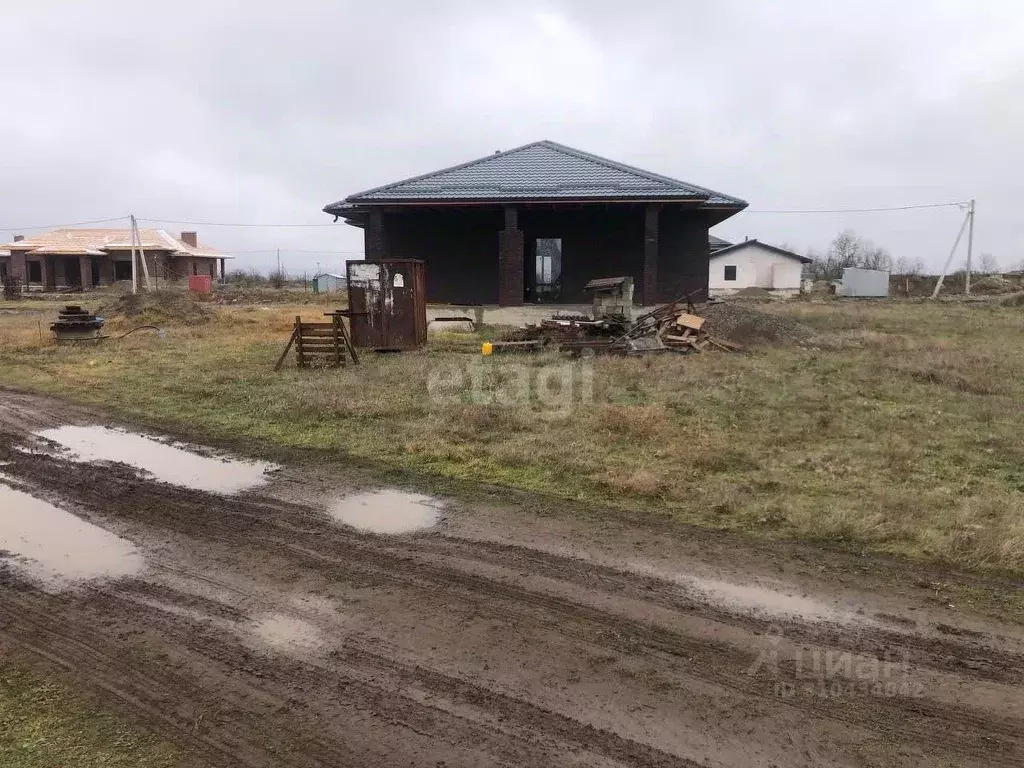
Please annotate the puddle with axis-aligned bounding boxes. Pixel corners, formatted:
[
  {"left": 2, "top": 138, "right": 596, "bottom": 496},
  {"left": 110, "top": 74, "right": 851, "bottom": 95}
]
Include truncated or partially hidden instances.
[
  {"left": 34, "top": 425, "right": 276, "bottom": 494},
  {"left": 329, "top": 490, "right": 442, "bottom": 534},
  {"left": 251, "top": 613, "right": 324, "bottom": 652},
  {"left": 630, "top": 563, "right": 866, "bottom": 625},
  {"left": 688, "top": 576, "right": 864, "bottom": 624},
  {"left": 0, "top": 483, "right": 143, "bottom": 590}
]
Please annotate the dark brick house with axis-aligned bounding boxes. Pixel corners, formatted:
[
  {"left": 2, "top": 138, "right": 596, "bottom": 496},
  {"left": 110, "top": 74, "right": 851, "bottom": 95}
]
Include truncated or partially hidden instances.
[{"left": 324, "top": 140, "right": 747, "bottom": 306}]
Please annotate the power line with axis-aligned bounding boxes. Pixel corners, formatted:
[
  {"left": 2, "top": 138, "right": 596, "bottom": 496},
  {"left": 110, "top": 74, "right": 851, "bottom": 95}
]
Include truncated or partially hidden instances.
[
  {"left": 0, "top": 215, "right": 129, "bottom": 231},
  {"left": 228, "top": 248, "right": 364, "bottom": 255},
  {"left": 0, "top": 201, "right": 969, "bottom": 233},
  {"left": 136, "top": 217, "right": 338, "bottom": 228},
  {"left": 743, "top": 201, "right": 968, "bottom": 214}
]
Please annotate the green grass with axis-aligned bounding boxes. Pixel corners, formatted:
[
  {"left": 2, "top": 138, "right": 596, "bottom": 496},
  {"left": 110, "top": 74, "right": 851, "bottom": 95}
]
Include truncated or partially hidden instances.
[
  {"left": 3, "top": 297, "right": 1024, "bottom": 575},
  {"left": 0, "top": 662, "right": 181, "bottom": 767}
]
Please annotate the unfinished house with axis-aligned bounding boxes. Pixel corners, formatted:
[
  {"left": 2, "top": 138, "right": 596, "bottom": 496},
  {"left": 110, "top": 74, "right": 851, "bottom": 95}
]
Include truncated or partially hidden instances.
[
  {"left": 1, "top": 229, "right": 230, "bottom": 291},
  {"left": 324, "top": 141, "right": 747, "bottom": 306}
]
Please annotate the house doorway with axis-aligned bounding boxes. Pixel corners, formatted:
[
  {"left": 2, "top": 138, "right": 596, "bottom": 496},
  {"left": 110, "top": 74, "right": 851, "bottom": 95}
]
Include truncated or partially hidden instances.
[
  {"left": 526, "top": 237, "right": 562, "bottom": 302},
  {"left": 113, "top": 260, "right": 132, "bottom": 281},
  {"left": 64, "top": 257, "right": 82, "bottom": 287},
  {"left": 27, "top": 261, "right": 42, "bottom": 284}
]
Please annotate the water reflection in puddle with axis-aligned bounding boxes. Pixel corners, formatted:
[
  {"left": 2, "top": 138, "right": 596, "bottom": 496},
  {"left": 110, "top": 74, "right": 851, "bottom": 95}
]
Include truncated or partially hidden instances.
[
  {"left": 630, "top": 562, "right": 865, "bottom": 624},
  {"left": 0, "top": 483, "right": 143, "bottom": 590},
  {"left": 34, "top": 425, "right": 276, "bottom": 494},
  {"left": 329, "top": 490, "right": 442, "bottom": 534},
  {"left": 251, "top": 613, "right": 324, "bottom": 652}
]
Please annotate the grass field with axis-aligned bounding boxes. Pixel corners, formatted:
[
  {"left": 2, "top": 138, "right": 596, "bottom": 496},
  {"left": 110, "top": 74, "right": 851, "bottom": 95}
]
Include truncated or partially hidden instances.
[
  {"left": 2, "top": 292, "right": 1024, "bottom": 574},
  {"left": 0, "top": 660, "right": 181, "bottom": 767}
]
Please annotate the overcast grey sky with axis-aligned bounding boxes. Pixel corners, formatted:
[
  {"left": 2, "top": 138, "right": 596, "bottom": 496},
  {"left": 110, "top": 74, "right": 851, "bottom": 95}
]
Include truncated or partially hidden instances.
[{"left": 2, "top": 0, "right": 1022, "bottom": 274}]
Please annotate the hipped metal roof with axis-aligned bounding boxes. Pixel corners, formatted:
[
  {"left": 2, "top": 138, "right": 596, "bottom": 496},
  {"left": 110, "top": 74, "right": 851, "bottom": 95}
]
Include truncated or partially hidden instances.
[{"left": 325, "top": 140, "right": 748, "bottom": 215}]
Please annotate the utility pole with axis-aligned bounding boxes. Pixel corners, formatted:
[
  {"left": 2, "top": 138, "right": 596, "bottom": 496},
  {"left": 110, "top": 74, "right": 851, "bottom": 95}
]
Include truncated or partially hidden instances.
[
  {"left": 965, "top": 199, "right": 976, "bottom": 295},
  {"left": 129, "top": 214, "right": 152, "bottom": 292},
  {"left": 130, "top": 215, "right": 138, "bottom": 295},
  {"left": 931, "top": 204, "right": 971, "bottom": 299},
  {"left": 277, "top": 248, "right": 281, "bottom": 275}
]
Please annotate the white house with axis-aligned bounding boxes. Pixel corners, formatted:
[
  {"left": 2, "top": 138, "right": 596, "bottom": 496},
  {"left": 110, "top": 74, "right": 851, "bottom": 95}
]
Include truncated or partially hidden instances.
[{"left": 708, "top": 239, "right": 811, "bottom": 295}]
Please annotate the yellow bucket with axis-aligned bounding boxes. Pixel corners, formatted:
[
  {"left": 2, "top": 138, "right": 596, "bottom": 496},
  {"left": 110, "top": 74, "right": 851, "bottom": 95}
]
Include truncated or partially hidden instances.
[{"left": 481, "top": 342, "right": 493, "bottom": 356}]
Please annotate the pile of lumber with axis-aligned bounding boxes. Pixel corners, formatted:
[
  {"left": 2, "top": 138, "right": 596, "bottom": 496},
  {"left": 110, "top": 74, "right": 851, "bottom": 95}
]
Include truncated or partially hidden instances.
[
  {"left": 660, "top": 311, "right": 742, "bottom": 354},
  {"left": 605, "top": 300, "right": 742, "bottom": 356},
  {"left": 483, "top": 297, "right": 742, "bottom": 358}
]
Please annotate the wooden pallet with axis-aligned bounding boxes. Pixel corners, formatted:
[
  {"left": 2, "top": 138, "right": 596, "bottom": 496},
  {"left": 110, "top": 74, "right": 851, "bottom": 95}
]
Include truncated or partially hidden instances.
[{"left": 274, "top": 315, "right": 359, "bottom": 370}]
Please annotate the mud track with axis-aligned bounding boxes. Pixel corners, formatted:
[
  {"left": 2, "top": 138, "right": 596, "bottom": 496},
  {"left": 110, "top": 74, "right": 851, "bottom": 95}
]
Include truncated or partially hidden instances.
[{"left": 1, "top": 390, "right": 1022, "bottom": 767}]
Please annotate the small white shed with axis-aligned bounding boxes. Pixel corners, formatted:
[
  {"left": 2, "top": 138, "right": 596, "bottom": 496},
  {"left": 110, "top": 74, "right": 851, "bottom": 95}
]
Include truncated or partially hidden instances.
[
  {"left": 312, "top": 273, "right": 346, "bottom": 294},
  {"left": 708, "top": 239, "right": 811, "bottom": 296},
  {"left": 836, "top": 267, "right": 889, "bottom": 297}
]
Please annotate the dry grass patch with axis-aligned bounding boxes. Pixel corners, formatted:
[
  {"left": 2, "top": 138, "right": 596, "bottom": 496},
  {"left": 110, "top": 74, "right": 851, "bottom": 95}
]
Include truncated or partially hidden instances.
[{"left": 3, "top": 298, "right": 1024, "bottom": 573}]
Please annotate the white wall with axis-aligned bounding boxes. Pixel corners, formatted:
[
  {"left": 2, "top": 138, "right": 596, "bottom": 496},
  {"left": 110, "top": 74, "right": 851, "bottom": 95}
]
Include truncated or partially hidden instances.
[{"left": 708, "top": 243, "right": 804, "bottom": 294}]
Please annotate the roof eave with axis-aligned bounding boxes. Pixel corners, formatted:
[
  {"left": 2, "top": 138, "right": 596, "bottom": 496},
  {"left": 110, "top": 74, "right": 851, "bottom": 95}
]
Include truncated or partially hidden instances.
[{"left": 332, "top": 194, "right": 715, "bottom": 208}]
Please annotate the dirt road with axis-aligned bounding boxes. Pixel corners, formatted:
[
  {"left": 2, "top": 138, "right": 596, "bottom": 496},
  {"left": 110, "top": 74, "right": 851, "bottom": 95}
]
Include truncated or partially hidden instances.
[{"left": 1, "top": 390, "right": 1022, "bottom": 767}]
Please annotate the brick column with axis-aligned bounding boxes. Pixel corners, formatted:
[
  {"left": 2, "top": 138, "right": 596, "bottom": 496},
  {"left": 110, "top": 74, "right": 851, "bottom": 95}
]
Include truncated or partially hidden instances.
[
  {"left": 497, "top": 205, "right": 524, "bottom": 306},
  {"left": 642, "top": 203, "right": 661, "bottom": 306},
  {"left": 365, "top": 208, "right": 387, "bottom": 259},
  {"left": 79, "top": 256, "right": 93, "bottom": 290},
  {"left": 11, "top": 251, "right": 27, "bottom": 284},
  {"left": 41, "top": 257, "right": 56, "bottom": 291}
]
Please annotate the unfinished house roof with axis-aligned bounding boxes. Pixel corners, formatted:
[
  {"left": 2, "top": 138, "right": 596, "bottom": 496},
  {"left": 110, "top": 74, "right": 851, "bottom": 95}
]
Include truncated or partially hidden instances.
[
  {"left": 711, "top": 239, "right": 813, "bottom": 264},
  {"left": 326, "top": 140, "right": 748, "bottom": 211},
  {"left": 2, "top": 229, "right": 229, "bottom": 259}
]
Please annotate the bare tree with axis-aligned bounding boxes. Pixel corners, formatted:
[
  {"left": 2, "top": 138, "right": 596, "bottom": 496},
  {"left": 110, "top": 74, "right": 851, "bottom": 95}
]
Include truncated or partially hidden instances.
[
  {"left": 805, "top": 230, "right": 896, "bottom": 281},
  {"left": 892, "top": 256, "right": 925, "bottom": 295},
  {"left": 978, "top": 252, "right": 999, "bottom": 275},
  {"left": 803, "top": 247, "right": 828, "bottom": 281},
  {"left": 860, "top": 241, "right": 892, "bottom": 271}
]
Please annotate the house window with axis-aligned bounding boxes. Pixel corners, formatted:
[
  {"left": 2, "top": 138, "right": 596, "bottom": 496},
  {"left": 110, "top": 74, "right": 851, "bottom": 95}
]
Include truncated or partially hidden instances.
[
  {"left": 192, "top": 262, "right": 198, "bottom": 276},
  {"left": 113, "top": 260, "right": 133, "bottom": 281},
  {"left": 28, "top": 261, "right": 42, "bottom": 283},
  {"left": 724, "top": 265, "right": 737, "bottom": 281}
]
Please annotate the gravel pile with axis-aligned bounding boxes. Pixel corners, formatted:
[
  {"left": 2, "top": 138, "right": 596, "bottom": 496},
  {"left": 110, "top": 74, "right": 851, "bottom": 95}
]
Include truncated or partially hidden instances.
[
  {"left": 970, "top": 275, "right": 1017, "bottom": 295},
  {"left": 702, "top": 302, "right": 814, "bottom": 345},
  {"left": 731, "top": 286, "right": 774, "bottom": 301}
]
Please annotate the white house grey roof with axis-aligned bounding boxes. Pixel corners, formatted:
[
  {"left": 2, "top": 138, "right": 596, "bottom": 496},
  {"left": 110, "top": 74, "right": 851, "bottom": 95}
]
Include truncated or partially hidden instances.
[
  {"left": 326, "top": 141, "right": 747, "bottom": 209},
  {"left": 710, "top": 239, "right": 813, "bottom": 264}
]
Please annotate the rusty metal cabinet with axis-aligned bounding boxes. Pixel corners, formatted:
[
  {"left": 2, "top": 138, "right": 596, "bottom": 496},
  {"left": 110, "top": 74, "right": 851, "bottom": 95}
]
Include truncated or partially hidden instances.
[{"left": 346, "top": 259, "right": 426, "bottom": 350}]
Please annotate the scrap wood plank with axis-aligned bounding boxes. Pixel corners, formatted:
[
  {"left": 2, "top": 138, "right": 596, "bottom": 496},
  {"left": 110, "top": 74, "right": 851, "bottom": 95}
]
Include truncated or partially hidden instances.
[
  {"left": 675, "top": 313, "right": 706, "bottom": 331},
  {"left": 273, "top": 326, "right": 299, "bottom": 371},
  {"left": 707, "top": 336, "right": 744, "bottom": 352}
]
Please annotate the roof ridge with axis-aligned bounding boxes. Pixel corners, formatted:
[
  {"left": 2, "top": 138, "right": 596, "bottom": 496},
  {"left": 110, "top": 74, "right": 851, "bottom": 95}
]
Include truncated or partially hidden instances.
[
  {"left": 538, "top": 141, "right": 747, "bottom": 205},
  {"left": 536, "top": 141, "right": 704, "bottom": 195},
  {"left": 338, "top": 140, "right": 552, "bottom": 205}
]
